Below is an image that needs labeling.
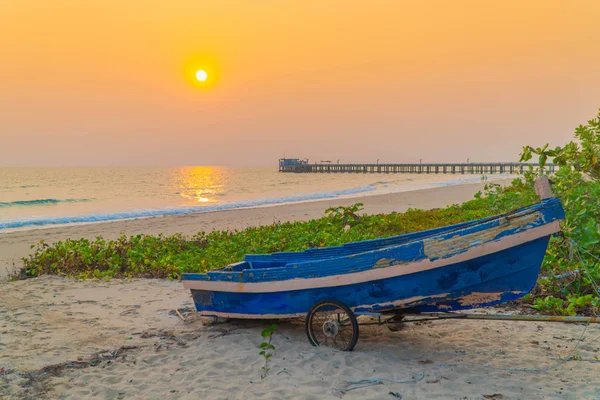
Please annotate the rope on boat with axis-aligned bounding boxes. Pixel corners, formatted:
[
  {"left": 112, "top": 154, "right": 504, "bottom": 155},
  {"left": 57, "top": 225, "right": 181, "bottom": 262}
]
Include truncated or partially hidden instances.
[
  {"left": 540, "top": 269, "right": 580, "bottom": 281},
  {"left": 333, "top": 372, "right": 425, "bottom": 393},
  {"left": 570, "top": 239, "right": 600, "bottom": 264}
]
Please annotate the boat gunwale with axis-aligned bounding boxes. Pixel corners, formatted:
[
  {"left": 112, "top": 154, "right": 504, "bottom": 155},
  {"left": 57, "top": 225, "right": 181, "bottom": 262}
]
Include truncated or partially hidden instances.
[
  {"left": 182, "top": 220, "right": 561, "bottom": 292},
  {"left": 242, "top": 199, "right": 553, "bottom": 261},
  {"left": 181, "top": 198, "right": 563, "bottom": 286}
]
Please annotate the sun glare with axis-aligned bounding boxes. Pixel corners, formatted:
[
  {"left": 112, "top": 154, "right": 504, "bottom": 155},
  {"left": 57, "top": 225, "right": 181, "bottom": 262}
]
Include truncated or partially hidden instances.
[{"left": 195, "top": 70, "right": 208, "bottom": 82}]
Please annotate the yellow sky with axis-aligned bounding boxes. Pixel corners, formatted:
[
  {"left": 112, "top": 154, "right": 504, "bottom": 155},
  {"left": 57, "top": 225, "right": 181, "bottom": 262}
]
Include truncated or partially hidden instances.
[{"left": 1, "top": 0, "right": 599, "bottom": 166}]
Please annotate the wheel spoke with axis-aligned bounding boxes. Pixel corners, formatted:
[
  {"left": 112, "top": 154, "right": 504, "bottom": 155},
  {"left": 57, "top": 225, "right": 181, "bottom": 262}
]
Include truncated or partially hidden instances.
[{"left": 306, "top": 302, "right": 358, "bottom": 351}]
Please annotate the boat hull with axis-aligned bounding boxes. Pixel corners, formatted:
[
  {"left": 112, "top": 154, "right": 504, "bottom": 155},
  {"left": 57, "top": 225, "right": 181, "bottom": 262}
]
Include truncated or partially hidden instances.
[{"left": 188, "top": 235, "right": 550, "bottom": 318}]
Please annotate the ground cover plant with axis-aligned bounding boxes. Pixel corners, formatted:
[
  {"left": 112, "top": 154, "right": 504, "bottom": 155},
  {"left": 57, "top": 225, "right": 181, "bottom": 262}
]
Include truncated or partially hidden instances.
[
  {"left": 15, "top": 111, "right": 600, "bottom": 315},
  {"left": 18, "top": 190, "right": 526, "bottom": 281}
]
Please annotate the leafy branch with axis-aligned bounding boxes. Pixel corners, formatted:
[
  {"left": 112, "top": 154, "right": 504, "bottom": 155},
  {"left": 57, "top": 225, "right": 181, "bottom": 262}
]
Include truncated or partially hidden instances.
[
  {"left": 520, "top": 109, "right": 600, "bottom": 181},
  {"left": 325, "top": 203, "right": 364, "bottom": 226}
]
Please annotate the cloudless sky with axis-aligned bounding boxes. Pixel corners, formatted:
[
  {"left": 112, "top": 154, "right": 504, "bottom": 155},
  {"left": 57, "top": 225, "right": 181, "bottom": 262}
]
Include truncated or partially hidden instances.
[{"left": 1, "top": 0, "right": 599, "bottom": 166}]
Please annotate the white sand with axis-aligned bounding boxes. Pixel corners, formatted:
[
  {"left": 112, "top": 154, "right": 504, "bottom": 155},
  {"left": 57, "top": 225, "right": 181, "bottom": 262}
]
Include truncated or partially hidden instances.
[
  {"left": 1, "top": 277, "right": 599, "bottom": 399},
  {"left": 2, "top": 180, "right": 599, "bottom": 399}
]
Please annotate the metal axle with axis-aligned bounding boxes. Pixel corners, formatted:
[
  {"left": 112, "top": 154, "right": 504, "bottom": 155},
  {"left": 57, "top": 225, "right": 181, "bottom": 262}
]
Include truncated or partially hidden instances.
[{"left": 404, "top": 313, "right": 599, "bottom": 324}]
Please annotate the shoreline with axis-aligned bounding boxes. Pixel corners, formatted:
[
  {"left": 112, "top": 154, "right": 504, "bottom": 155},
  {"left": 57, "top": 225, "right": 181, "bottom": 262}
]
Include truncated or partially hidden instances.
[
  {"left": 0, "top": 179, "right": 509, "bottom": 278},
  {"left": 0, "top": 173, "right": 512, "bottom": 232}
]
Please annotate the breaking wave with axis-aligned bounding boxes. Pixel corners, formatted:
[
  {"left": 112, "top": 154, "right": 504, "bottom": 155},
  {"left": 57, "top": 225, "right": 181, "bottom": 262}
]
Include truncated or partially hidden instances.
[
  {"left": 0, "top": 186, "right": 376, "bottom": 229},
  {"left": 0, "top": 198, "right": 93, "bottom": 208}
]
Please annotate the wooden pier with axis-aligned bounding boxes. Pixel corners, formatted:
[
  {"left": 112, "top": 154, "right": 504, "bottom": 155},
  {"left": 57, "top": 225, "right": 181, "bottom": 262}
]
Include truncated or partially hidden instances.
[{"left": 279, "top": 159, "right": 554, "bottom": 174}]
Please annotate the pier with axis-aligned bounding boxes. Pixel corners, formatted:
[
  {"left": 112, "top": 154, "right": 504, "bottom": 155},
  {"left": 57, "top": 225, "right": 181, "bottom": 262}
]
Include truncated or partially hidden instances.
[{"left": 279, "top": 159, "right": 555, "bottom": 174}]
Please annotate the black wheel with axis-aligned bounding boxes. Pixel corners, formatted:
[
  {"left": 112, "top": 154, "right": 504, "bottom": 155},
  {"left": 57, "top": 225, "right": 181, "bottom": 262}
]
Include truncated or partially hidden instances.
[{"left": 305, "top": 300, "right": 359, "bottom": 351}]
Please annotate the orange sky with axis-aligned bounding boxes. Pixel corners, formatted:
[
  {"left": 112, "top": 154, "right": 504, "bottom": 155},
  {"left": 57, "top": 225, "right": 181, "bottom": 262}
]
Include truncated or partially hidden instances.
[{"left": 1, "top": 0, "right": 599, "bottom": 166}]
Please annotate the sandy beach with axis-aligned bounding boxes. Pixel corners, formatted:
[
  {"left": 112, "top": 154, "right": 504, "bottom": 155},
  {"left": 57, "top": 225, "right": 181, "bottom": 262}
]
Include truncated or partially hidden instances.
[
  {"left": 2, "top": 276, "right": 599, "bottom": 399},
  {"left": 2, "top": 180, "right": 600, "bottom": 399}
]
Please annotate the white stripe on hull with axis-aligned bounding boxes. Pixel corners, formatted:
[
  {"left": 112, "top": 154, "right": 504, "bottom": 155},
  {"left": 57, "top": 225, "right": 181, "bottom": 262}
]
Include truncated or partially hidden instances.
[{"left": 182, "top": 220, "right": 560, "bottom": 293}]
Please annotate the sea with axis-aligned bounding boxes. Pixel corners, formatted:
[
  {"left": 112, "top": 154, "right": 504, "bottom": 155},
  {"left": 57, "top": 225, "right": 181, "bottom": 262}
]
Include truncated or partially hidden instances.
[{"left": 0, "top": 167, "right": 511, "bottom": 231}]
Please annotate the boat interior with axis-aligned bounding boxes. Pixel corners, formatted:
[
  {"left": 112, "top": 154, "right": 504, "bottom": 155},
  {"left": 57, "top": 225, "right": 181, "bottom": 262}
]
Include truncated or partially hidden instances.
[{"left": 216, "top": 200, "right": 549, "bottom": 272}]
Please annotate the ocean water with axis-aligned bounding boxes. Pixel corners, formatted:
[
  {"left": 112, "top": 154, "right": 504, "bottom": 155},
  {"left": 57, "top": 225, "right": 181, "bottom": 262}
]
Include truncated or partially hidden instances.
[{"left": 0, "top": 167, "right": 510, "bottom": 231}]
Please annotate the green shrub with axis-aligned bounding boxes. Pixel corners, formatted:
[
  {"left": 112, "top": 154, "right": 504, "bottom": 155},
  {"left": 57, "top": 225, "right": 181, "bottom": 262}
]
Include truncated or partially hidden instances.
[
  {"left": 515, "top": 110, "right": 600, "bottom": 315},
  {"left": 18, "top": 192, "right": 527, "bottom": 281}
]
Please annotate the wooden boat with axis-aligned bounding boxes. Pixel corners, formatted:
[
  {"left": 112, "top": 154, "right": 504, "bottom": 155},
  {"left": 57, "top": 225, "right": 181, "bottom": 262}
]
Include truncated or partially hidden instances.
[{"left": 182, "top": 178, "right": 564, "bottom": 350}]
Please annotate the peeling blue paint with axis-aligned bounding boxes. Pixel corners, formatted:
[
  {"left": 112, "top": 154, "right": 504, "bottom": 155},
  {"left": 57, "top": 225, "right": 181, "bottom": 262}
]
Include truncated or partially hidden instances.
[{"left": 183, "top": 198, "right": 564, "bottom": 317}]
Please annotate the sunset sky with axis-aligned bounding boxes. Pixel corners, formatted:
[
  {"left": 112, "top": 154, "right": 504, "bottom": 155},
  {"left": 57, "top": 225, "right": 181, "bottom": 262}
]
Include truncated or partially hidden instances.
[{"left": 1, "top": 0, "right": 599, "bottom": 166}]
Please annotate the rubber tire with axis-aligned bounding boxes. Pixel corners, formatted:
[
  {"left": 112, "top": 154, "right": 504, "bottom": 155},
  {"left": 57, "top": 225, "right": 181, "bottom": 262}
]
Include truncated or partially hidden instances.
[{"left": 305, "top": 300, "right": 359, "bottom": 351}]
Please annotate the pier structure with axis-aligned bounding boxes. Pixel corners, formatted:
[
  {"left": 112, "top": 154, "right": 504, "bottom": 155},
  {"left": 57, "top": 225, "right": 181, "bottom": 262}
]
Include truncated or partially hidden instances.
[{"left": 278, "top": 159, "right": 554, "bottom": 174}]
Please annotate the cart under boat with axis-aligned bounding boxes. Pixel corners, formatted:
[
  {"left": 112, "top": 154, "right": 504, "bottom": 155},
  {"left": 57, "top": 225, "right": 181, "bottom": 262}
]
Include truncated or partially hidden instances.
[{"left": 182, "top": 178, "right": 565, "bottom": 351}]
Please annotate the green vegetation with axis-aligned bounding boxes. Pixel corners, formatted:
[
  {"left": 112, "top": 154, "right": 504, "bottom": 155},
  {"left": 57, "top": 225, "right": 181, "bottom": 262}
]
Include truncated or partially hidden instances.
[
  {"left": 516, "top": 110, "right": 600, "bottom": 315},
  {"left": 15, "top": 111, "right": 600, "bottom": 316},
  {"left": 18, "top": 193, "right": 524, "bottom": 280},
  {"left": 259, "top": 324, "right": 277, "bottom": 379}
]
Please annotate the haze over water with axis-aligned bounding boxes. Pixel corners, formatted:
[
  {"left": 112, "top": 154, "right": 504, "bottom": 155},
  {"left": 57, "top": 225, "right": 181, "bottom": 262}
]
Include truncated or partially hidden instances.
[{"left": 0, "top": 167, "right": 508, "bottom": 230}]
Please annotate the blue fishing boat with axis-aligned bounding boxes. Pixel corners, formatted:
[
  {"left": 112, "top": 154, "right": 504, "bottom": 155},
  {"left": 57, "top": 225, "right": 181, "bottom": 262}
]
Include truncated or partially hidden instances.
[{"left": 182, "top": 179, "right": 564, "bottom": 350}]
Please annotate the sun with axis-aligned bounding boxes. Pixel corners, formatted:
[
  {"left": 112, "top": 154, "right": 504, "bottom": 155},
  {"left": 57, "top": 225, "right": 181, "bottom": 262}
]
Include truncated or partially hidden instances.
[
  {"left": 184, "top": 55, "right": 218, "bottom": 89},
  {"left": 195, "top": 70, "right": 208, "bottom": 82}
]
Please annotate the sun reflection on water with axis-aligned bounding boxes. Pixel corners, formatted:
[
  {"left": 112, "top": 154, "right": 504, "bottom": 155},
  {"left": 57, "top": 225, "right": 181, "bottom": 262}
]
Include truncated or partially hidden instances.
[{"left": 174, "top": 166, "right": 227, "bottom": 205}]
